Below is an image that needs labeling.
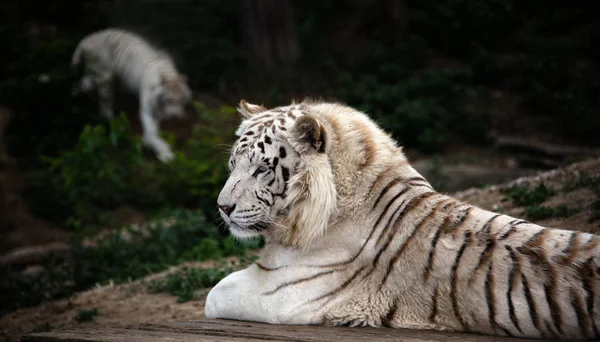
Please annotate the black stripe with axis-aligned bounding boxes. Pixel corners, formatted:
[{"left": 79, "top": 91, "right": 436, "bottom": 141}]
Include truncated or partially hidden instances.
[
  {"left": 255, "top": 191, "right": 270, "bottom": 206},
  {"left": 498, "top": 220, "right": 526, "bottom": 240},
  {"left": 406, "top": 176, "right": 428, "bottom": 182},
  {"left": 485, "top": 260, "right": 512, "bottom": 336},
  {"left": 521, "top": 273, "right": 542, "bottom": 333},
  {"left": 579, "top": 258, "right": 600, "bottom": 338},
  {"left": 564, "top": 231, "right": 578, "bottom": 253},
  {"left": 423, "top": 206, "right": 471, "bottom": 282},
  {"left": 279, "top": 146, "right": 287, "bottom": 158},
  {"left": 543, "top": 270, "right": 563, "bottom": 335},
  {"left": 263, "top": 269, "right": 338, "bottom": 295},
  {"left": 373, "top": 199, "right": 408, "bottom": 249},
  {"left": 309, "top": 267, "right": 365, "bottom": 303},
  {"left": 520, "top": 236, "right": 563, "bottom": 336},
  {"left": 372, "top": 188, "right": 409, "bottom": 231},
  {"left": 375, "top": 192, "right": 436, "bottom": 246},
  {"left": 450, "top": 231, "right": 472, "bottom": 331},
  {"left": 381, "top": 299, "right": 398, "bottom": 328},
  {"left": 571, "top": 287, "right": 591, "bottom": 339},
  {"left": 376, "top": 195, "right": 441, "bottom": 289},
  {"left": 505, "top": 246, "right": 524, "bottom": 334},
  {"left": 429, "top": 284, "right": 439, "bottom": 323},
  {"left": 256, "top": 263, "right": 281, "bottom": 271},
  {"left": 281, "top": 166, "right": 290, "bottom": 183},
  {"left": 372, "top": 177, "right": 403, "bottom": 209},
  {"left": 544, "top": 320, "right": 559, "bottom": 339},
  {"left": 479, "top": 214, "right": 500, "bottom": 235},
  {"left": 474, "top": 239, "right": 496, "bottom": 272}
]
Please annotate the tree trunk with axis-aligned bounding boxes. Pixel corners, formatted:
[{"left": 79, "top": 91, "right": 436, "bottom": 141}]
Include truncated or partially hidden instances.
[{"left": 240, "top": 0, "right": 300, "bottom": 68}]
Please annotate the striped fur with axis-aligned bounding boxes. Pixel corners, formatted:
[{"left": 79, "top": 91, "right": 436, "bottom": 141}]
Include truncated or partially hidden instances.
[
  {"left": 71, "top": 28, "right": 192, "bottom": 162},
  {"left": 206, "top": 100, "right": 600, "bottom": 340}
]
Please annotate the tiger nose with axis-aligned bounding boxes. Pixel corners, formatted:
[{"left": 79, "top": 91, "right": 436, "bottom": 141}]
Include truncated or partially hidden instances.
[{"left": 218, "top": 204, "right": 236, "bottom": 217}]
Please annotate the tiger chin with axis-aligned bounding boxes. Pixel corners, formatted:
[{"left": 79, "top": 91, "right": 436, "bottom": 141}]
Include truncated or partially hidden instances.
[{"left": 205, "top": 99, "right": 600, "bottom": 340}]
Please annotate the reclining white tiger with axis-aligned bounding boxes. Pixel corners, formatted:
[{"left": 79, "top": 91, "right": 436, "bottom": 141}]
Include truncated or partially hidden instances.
[
  {"left": 71, "top": 28, "right": 193, "bottom": 162},
  {"left": 205, "top": 99, "right": 600, "bottom": 340}
]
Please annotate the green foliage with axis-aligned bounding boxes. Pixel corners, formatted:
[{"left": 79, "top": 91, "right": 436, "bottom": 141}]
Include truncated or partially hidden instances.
[
  {"left": 562, "top": 172, "right": 600, "bottom": 223},
  {"left": 501, "top": 183, "right": 556, "bottom": 206},
  {"left": 24, "top": 102, "right": 237, "bottom": 228},
  {"left": 500, "top": 182, "right": 581, "bottom": 221},
  {"left": 525, "top": 204, "right": 580, "bottom": 221},
  {"left": 41, "top": 114, "right": 143, "bottom": 229},
  {"left": 147, "top": 266, "right": 232, "bottom": 303},
  {"left": 74, "top": 308, "right": 99, "bottom": 323},
  {"left": 146, "top": 254, "right": 259, "bottom": 303},
  {"left": 563, "top": 172, "right": 600, "bottom": 193},
  {"left": 0, "top": 209, "right": 260, "bottom": 315},
  {"left": 337, "top": 61, "right": 491, "bottom": 153}
]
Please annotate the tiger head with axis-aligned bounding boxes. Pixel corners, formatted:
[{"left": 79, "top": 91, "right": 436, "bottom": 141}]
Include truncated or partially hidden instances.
[
  {"left": 156, "top": 73, "right": 192, "bottom": 118},
  {"left": 217, "top": 100, "right": 337, "bottom": 249}
]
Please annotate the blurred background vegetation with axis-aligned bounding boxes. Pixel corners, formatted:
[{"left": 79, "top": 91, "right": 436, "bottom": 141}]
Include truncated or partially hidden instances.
[{"left": 0, "top": 0, "right": 598, "bottom": 315}]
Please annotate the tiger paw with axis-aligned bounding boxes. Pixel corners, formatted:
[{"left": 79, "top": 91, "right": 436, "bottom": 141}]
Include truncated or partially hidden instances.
[{"left": 156, "top": 149, "right": 175, "bottom": 163}]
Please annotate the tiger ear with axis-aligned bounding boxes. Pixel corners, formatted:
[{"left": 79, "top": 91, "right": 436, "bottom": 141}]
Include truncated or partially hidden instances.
[
  {"left": 290, "top": 115, "right": 327, "bottom": 154},
  {"left": 237, "top": 99, "right": 266, "bottom": 119},
  {"left": 281, "top": 115, "right": 335, "bottom": 250}
]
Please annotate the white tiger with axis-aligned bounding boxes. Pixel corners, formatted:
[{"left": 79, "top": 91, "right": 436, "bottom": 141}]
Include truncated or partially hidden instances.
[
  {"left": 71, "top": 28, "right": 192, "bottom": 162},
  {"left": 205, "top": 99, "right": 600, "bottom": 340}
]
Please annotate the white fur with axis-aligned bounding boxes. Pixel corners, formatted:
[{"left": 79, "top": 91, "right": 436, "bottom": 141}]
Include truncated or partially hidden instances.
[
  {"left": 206, "top": 100, "right": 600, "bottom": 341},
  {"left": 72, "top": 28, "right": 192, "bottom": 162}
]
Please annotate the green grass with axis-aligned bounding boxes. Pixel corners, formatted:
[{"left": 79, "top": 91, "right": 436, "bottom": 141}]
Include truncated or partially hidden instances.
[
  {"left": 563, "top": 172, "right": 600, "bottom": 223},
  {"left": 0, "top": 209, "right": 262, "bottom": 315},
  {"left": 501, "top": 182, "right": 556, "bottom": 207},
  {"left": 147, "top": 267, "right": 230, "bottom": 303},
  {"left": 145, "top": 255, "right": 258, "bottom": 303},
  {"left": 525, "top": 204, "right": 580, "bottom": 221},
  {"left": 501, "top": 175, "right": 599, "bottom": 221}
]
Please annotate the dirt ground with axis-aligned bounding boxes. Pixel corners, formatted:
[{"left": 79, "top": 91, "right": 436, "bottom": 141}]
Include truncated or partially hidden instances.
[{"left": 2, "top": 158, "right": 600, "bottom": 342}]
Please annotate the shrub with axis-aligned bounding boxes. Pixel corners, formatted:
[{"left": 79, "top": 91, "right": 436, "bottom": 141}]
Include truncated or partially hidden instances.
[{"left": 0, "top": 208, "right": 261, "bottom": 315}]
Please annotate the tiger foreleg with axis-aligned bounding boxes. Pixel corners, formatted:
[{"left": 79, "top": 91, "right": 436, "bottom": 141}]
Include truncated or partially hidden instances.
[
  {"left": 139, "top": 96, "right": 174, "bottom": 163},
  {"left": 95, "top": 73, "right": 115, "bottom": 119},
  {"left": 205, "top": 265, "right": 325, "bottom": 325}
]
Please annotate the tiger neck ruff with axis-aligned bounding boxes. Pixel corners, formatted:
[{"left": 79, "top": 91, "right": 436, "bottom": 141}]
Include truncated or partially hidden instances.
[{"left": 205, "top": 100, "right": 600, "bottom": 340}]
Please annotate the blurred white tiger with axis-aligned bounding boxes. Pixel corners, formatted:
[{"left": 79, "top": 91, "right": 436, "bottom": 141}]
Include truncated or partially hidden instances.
[
  {"left": 71, "top": 28, "right": 193, "bottom": 162},
  {"left": 205, "top": 99, "right": 600, "bottom": 340}
]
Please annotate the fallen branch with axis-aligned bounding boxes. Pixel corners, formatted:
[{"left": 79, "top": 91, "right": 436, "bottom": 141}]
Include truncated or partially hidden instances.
[
  {"left": 494, "top": 135, "right": 600, "bottom": 158},
  {"left": 0, "top": 242, "right": 70, "bottom": 268}
]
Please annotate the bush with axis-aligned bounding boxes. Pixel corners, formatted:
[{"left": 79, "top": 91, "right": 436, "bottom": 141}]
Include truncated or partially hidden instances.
[
  {"left": 25, "top": 102, "right": 238, "bottom": 229},
  {"left": 40, "top": 114, "right": 143, "bottom": 229},
  {"left": 0, "top": 208, "right": 261, "bottom": 315}
]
